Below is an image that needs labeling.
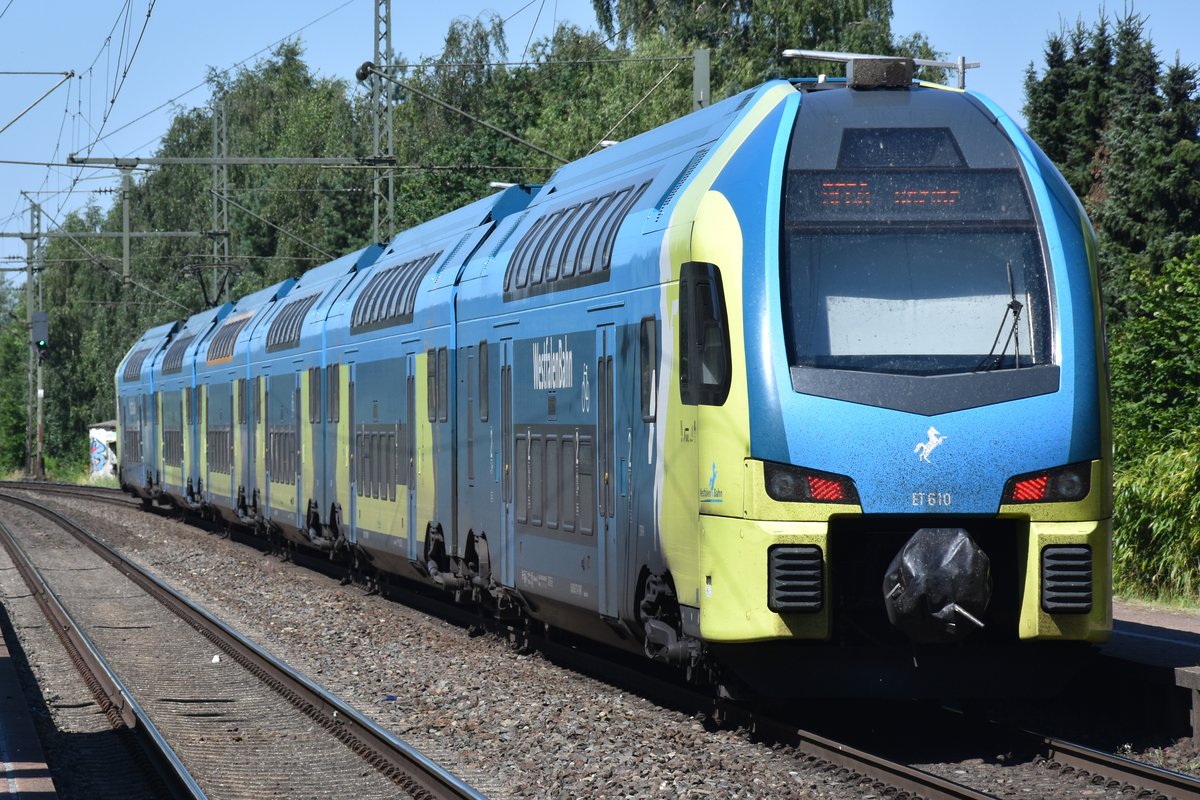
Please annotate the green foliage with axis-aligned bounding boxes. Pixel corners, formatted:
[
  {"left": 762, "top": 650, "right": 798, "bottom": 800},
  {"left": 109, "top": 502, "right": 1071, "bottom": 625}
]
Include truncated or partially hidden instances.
[
  {"left": 1114, "top": 430, "right": 1200, "bottom": 600},
  {"left": 1026, "top": 10, "right": 1200, "bottom": 598},
  {"left": 1109, "top": 240, "right": 1200, "bottom": 445},
  {"left": 6, "top": 8, "right": 945, "bottom": 483},
  {"left": 1025, "top": 11, "right": 1200, "bottom": 314},
  {"left": 590, "top": 0, "right": 941, "bottom": 96},
  {"left": 0, "top": 283, "right": 30, "bottom": 473}
]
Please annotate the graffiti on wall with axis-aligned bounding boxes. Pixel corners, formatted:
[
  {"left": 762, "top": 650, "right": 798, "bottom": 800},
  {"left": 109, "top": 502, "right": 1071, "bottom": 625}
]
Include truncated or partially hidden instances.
[{"left": 90, "top": 428, "right": 117, "bottom": 480}]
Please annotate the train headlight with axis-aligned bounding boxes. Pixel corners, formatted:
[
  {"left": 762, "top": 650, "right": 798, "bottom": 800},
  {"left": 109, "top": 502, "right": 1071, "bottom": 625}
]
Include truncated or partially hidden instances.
[
  {"left": 764, "top": 462, "right": 859, "bottom": 504},
  {"left": 1002, "top": 463, "right": 1091, "bottom": 503}
]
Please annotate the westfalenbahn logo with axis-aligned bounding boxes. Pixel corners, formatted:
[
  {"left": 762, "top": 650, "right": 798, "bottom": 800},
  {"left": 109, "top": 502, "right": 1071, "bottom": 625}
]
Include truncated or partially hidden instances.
[
  {"left": 700, "top": 462, "right": 724, "bottom": 503},
  {"left": 914, "top": 426, "right": 947, "bottom": 463}
]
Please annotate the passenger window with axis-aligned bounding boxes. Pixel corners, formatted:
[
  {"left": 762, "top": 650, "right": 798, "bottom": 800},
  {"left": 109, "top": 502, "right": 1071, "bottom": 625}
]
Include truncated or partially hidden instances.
[
  {"left": 545, "top": 435, "right": 559, "bottom": 529},
  {"left": 560, "top": 436, "right": 575, "bottom": 532},
  {"left": 397, "top": 423, "right": 407, "bottom": 486},
  {"left": 327, "top": 364, "right": 340, "bottom": 424},
  {"left": 479, "top": 340, "right": 489, "bottom": 422},
  {"left": 467, "top": 349, "right": 475, "bottom": 482},
  {"left": 427, "top": 349, "right": 437, "bottom": 423},
  {"left": 640, "top": 317, "right": 657, "bottom": 422},
  {"left": 438, "top": 347, "right": 449, "bottom": 422},
  {"left": 388, "top": 432, "right": 397, "bottom": 501},
  {"left": 355, "top": 433, "right": 363, "bottom": 496},
  {"left": 371, "top": 433, "right": 380, "bottom": 499},
  {"left": 515, "top": 434, "right": 528, "bottom": 524},
  {"left": 309, "top": 368, "right": 320, "bottom": 424},
  {"left": 530, "top": 435, "right": 543, "bottom": 527},
  {"left": 577, "top": 437, "right": 595, "bottom": 536}
]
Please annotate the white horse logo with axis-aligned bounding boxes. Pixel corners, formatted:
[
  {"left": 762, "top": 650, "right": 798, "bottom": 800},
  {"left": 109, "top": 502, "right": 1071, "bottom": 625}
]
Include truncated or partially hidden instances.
[{"left": 914, "top": 427, "right": 946, "bottom": 463}]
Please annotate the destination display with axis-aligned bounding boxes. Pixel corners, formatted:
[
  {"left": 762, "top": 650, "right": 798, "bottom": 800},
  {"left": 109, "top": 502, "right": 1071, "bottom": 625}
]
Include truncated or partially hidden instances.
[{"left": 785, "top": 169, "right": 1033, "bottom": 224}]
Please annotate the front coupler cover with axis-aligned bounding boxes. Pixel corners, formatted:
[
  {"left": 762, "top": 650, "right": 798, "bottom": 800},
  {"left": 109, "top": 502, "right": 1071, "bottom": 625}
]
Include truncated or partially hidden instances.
[{"left": 882, "top": 527, "right": 992, "bottom": 643}]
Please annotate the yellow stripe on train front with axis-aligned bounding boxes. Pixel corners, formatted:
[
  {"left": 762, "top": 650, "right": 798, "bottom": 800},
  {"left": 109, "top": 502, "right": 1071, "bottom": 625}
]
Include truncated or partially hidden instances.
[{"left": 656, "top": 84, "right": 794, "bottom": 612}]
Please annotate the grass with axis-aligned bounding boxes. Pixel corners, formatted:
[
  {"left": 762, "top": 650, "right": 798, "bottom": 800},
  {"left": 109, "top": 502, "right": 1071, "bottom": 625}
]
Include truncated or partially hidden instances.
[
  {"left": 1113, "top": 432, "right": 1200, "bottom": 603},
  {"left": 2, "top": 463, "right": 119, "bottom": 487}
]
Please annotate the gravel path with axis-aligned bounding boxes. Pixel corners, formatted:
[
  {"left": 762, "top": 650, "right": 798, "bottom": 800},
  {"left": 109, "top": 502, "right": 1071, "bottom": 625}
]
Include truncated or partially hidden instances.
[{"left": 8, "top": 492, "right": 1191, "bottom": 799}]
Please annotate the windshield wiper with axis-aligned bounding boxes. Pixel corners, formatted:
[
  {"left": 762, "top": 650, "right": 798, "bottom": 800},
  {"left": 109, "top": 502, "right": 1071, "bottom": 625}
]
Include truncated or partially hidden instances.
[{"left": 975, "top": 261, "right": 1024, "bottom": 372}]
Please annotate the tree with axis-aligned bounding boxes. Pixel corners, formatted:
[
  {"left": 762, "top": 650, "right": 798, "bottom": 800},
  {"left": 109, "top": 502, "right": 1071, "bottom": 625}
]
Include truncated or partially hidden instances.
[
  {"left": 1026, "top": 10, "right": 1200, "bottom": 599},
  {"left": 13, "top": 7, "right": 947, "bottom": 476},
  {"left": 589, "top": 0, "right": 940, "bottom": 97},
  {"left": 29, "top": 42, "right": 373, "bottom": 474}
]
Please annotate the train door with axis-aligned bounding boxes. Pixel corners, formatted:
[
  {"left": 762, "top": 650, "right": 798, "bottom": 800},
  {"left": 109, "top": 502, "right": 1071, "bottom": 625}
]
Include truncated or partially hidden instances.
[
  {"left": 293, "top": 367, "right": 303, "bottom": 529},
  {"left": 596, "top": 325, "right": 618, "bottom": 619},
  {"left": 500, "top": 338, "right": 514, "bottom": 588},
  {"left": 262, "top": 375, "right": 271, "bottom": 514},
  {"left": 266, "top": 371, "right": 301, "bottom": 523},
  {"left": 141, "top": 393, "right": 152, "bottom": 485},
  {"left": 405, "top": 352, "right": 417, "bottom": 561},
  {"left": 320, "top": 364, "right": 337, "bottom": 532},
  {"left": 236, "top": 377, "right": 248, "bottom": 508},
  {"left": 345, "top": 364, "right": 356, "bottom": 541}
]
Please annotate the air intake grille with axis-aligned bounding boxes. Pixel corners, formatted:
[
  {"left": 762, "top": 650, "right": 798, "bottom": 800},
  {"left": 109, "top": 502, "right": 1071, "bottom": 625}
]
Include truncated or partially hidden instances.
[
  {"left": 768, "top": 545, "right": 823, "bottom": 612},
  {"left": 122, "top": 347, "right": 151, "bottom": 382},
  {"left": 266, "top": 294, "right": 318, "bottom": 352},
  {"left": 1041, "top": 545, "right": 1092, "bottom": 613},
  {"left": 207, "top": 315, "right": 252, "bottom": 364},
  {"left": 655, "top": 147, "right": 708, "bottom": 223},
  {"left": 162, "top": 334, "right": 196, "bottom": 374}
]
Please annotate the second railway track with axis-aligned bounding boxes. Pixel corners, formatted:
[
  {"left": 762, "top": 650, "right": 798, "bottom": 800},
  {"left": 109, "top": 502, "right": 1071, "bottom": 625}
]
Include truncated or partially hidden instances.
[{"left": 0, "top": 490, "right": 482, "bottom": 800}]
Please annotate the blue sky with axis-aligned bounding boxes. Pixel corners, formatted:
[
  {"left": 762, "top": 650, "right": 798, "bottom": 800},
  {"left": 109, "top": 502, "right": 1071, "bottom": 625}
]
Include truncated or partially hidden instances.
[{"left": 1, "top": 1, "right": 1197, "bottom": 267}]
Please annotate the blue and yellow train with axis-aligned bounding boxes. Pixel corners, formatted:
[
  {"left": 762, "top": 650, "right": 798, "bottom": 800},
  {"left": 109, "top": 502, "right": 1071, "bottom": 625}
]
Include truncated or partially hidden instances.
[{"left": 117, "top": 56, "right": 1111, "bottom": 696}]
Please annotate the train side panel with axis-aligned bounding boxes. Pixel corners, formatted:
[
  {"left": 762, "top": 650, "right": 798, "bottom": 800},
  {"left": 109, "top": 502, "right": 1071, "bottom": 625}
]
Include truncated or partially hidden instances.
[{"left": 116, "top": 321, "right": 179, "bottom": 499}]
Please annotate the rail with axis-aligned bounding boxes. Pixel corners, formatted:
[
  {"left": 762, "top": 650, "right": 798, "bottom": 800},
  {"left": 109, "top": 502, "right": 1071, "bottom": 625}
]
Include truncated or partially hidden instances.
[
  {"left": 0, "top": 513, "right": 205, "bottom": 799},
  {"left": 0, "top": 491, "right": 486, "bottom": 800}
]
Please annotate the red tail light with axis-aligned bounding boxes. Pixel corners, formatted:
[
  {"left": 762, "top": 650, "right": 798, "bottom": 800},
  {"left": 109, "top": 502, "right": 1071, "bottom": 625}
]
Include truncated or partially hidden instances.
[
  {"left": 807, "top": 475, "right": 846, "bottom": 502},
  {"left": 1010, "top": 475, "right": 1048, "bottom": 501},
  {"left": 764, "top": 462, "right": 859, "bottom": 504}
]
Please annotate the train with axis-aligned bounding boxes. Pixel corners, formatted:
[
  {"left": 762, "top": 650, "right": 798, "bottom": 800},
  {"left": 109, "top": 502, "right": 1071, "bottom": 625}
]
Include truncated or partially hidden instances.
[{"left": 117, "top": 54, "right": 1112, "bottom": 697}]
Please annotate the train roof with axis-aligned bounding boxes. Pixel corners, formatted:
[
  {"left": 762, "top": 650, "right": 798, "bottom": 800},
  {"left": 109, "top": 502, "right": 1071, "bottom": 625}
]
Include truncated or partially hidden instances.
[
  {"left": 116, "top": 319, "right": 180, "bottom": 386},
  {"left": 379, "top": 184, "right": 536, "bottom": 262},
  {"left": 293, "top": 243, "right": 384, "bottom": 289},
  {"left": 248, "top": 243, "right": 385, "bottom": 359},
  {"left": 530, "top": 84, "right": 765, "bottom": 203},
  {"left": 228, "top": 277, "right": 296, "bottom": 314},
  {"left": 154, "top": 302, "right": 233, "bottom": 382},
  {"left": 321, "top": 185, "right": 539, "bottom": 343}
]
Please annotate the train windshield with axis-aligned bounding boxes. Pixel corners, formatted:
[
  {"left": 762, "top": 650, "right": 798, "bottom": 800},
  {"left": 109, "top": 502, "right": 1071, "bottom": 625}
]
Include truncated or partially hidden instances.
[{"left": 781, "top": 89, "right": 1051, "bottom": 377}]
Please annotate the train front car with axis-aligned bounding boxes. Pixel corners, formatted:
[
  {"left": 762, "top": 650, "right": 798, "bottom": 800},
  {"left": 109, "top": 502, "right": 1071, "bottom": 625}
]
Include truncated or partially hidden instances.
[{"left": 661, "top": 62, "right": 1111, "bottom": 696}]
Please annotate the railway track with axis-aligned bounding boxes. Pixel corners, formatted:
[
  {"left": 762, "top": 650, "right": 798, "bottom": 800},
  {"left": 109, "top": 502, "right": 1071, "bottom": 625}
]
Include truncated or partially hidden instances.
[
  {"left": 0, "top": 490, "right": 484, "bottom": 800},
  {"left": 0, "top": 508, "right": 201, "bottom": 799},
  {"left": 11, "top": 481, "right": 1200, "bottom": 799},
  {"left": 359, "top": 551, "right": 1200, "bottom": 800},
  {"left": 1018, "top": 729, "right": 1200, "bottom": 800},
  {"left": 0, "top": 480, "right": 135, "bottom": 508}
]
